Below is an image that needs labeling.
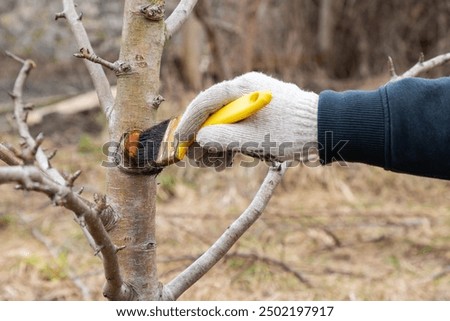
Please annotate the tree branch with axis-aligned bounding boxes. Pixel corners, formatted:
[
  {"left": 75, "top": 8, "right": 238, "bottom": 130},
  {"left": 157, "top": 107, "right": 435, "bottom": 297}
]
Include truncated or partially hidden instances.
[
  {"left": 3, "top": 51, "right": 131, "bottom": 300},
  {"left": 6, "top": 51, "right": 66, "bottom": 185},
  {"left": 162, "top": 163, "right": 288, "bottom": 300},
  {"left": 389, "top": 52, "right": 450, "bottom": 81},
  {"left": 165, "top": 0, "right": 198, "bottom": 40},
  {"left": 60, "top": 0, "right": 115, "bottom": 120},
  {"left": 74, "top": 47, "right": 131, "bottom": 74},
  {"left": 0, "top": 166, "right": 133, "bottom": 300}
]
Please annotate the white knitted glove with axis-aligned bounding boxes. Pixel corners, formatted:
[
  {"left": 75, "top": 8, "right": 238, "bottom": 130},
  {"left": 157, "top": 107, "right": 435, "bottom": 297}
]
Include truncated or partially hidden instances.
[{"left": 175, "top": 72, "right": 318, "bottom": 169}]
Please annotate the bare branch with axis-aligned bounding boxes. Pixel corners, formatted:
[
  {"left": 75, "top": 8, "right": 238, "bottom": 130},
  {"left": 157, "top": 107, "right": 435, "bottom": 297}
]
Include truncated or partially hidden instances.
[
  {"left": 7, "top": 53, "right": 111, "bottom": 263},
  {"left": 390, "top": 52, "right": 450, "bottom": 81},
  {"left": 162, "top": 163, "right": 288, "bottom": 300},
  {"left": 387, "top": 56, "right": 398, "bottom": 79},
  {"left": 54, "top": 11, "right": 66, "bottom": 20},
  {"left": 0, "top": 166, "right": 133, "bottom": 300},
  {"left": 165, "top": 0, "right": 198, "bottom": 40},
  {"left": 74, "top": 48, "right": 131, "bottom": 74},
  {"left": 6, "top": 51, "right": 66, "bottom": 184},
  {"left": 60, "top": 0, "right": 115, "bottom": 120},
  {"left": 400, "top": 52, "right": 450, "bottom": 79},
  {"left": 3, "top": 53, "right": 131, "bottom": 299}
]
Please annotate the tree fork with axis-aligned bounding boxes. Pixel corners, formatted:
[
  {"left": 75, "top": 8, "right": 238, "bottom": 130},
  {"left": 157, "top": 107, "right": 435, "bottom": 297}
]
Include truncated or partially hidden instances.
[{"left": 107, "top": 0, "right": 166, "bottom": 300}]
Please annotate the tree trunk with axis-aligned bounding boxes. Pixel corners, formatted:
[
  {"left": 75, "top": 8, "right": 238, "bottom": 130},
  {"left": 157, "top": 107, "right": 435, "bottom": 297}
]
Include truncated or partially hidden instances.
[{"left": 107, "top": 0, "right": 165, "bottom": 300}]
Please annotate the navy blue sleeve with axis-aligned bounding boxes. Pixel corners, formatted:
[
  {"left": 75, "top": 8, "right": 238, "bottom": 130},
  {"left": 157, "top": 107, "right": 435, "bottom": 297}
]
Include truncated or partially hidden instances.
[{"left": 318, "top": 77, "right": 450, "bottom": 180}]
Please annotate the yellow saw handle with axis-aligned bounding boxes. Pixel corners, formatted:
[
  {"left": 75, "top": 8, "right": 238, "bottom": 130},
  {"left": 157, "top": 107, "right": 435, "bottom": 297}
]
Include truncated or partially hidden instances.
[{"left": 177, "top": 90, "right": 272, "bottom": 160}]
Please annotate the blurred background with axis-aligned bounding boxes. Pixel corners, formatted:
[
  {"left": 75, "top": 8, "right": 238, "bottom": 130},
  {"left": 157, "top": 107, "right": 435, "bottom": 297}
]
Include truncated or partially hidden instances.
[{"left": 1, "top": 0, "right": 449, "bottom": 300}]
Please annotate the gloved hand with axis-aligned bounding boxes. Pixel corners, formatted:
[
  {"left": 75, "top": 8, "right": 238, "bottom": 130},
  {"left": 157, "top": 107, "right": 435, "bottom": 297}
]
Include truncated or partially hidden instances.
[{"left": 174, "top": 72, "right": 319, "bottom": 170}]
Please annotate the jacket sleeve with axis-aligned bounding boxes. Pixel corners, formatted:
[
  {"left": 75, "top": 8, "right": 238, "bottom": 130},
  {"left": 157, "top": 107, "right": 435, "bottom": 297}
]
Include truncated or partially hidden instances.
[{"left": 318, "top": 77, "right": 450, "bottom": 180}]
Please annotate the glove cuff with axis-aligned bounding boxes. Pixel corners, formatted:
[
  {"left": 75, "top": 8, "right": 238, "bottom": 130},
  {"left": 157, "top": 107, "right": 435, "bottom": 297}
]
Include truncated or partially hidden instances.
[{"left": 318, "top": 88, "right": 385, "bottom": 166}]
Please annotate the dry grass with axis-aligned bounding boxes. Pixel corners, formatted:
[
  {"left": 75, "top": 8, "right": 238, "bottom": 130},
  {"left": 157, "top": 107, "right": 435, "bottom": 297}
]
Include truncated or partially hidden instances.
[{"left": 1, "top": 126, "right": 449, "bottom": 301}]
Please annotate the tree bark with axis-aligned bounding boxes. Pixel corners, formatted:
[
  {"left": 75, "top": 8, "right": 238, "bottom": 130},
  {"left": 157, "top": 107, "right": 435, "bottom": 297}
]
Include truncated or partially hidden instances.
[{"left": 107, "top": 0, "right": 166, "bottom": 300}]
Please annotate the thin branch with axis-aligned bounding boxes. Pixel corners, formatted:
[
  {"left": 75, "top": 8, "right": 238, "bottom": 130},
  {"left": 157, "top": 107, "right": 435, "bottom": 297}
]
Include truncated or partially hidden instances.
[
  {"left": 6, "top": 51, "right": 66, "bottom": 185},
  {"left": 390, "top": 52, "right": 450, "bottom": 81},
  {"left": 6, "top": 52, "right": 106, "bottom": 255},
  {"left": 3, "top": 53, "right": 130, "bottom": 300},
  {"left": 60, "top": 0, "right": 115, "bottom": 120},
  {"left": 165, "top": 0, "right": 198, "bottom": 40},
  {"left": 74, "top": 48, "right": 131, "bottom": 74},
  {"left": 162, "top": 163, "right": 288, "bottom": 300},
  {"left": 0, "top": 166, "right": 133, "bottom": 300}
]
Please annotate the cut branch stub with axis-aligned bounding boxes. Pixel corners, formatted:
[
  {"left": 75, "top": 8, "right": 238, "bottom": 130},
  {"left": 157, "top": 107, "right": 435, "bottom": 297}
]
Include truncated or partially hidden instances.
[
  {"left": 140, "top": 4, "right": 165, "bottom": 21},
  {"left": 74, "top": 47, "right": 131, "bottom": 74},
  {"left": 54, "top": 11, "right": 66, "bottom": 20},
  {"left": 151, "top": 95, "right": 165, "bottom": 109}
]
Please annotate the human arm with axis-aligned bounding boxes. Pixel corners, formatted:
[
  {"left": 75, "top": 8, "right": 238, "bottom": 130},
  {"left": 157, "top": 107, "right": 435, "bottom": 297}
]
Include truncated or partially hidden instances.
[
  {"left": 319, "top": 76, "right": 450, "bottom": 180},
  {"left": 175, "top": 72, "right": 450, "bottom": 180}
]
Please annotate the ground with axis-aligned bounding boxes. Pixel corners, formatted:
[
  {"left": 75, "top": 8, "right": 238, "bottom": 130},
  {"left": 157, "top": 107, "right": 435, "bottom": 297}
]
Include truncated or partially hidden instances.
[{"left": 1, "top": 109, "right": 449, "bottom": 300}]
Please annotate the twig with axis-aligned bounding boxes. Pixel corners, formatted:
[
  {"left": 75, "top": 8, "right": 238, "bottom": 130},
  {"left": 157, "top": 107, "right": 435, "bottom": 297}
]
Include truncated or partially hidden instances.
[
  {"left": 17, "top": 212, "right": 92, "bottom": 300},
  {"left": 165, "top": 0, "right": 198, "bottom": 40},
  {"left": 387, "top": 56, "right": 397, "bottom": 79},
  {"left": 0, "top": 166, "right": 133, "bottom": 300},
  {"left": 162, "top": 163, "right": 288, "bottom": 300},
  {"left": 74, "top": 48, "right": 131, "bottom": 74},
  {"left": 6, "top": 51, "right": 104, "bottom": 257},
  {"left": 6, "top": 51, "right": 65, "bottom": 185},
  {"left": 389, "top": 52, "right": 450, "bottom": 81},
  {"left": 60, "top": 0, "right": 115, "bottom": 120},
  {"left": 3, "top": 52, "right": 130, "bottom": 300}
]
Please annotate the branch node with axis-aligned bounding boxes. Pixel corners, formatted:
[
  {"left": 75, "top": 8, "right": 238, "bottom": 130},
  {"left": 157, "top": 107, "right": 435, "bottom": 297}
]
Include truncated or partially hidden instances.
[
  {"left": 75, "top": 48, "right": 128, "bottom": 74},
  {"left": 55, "top": 11, "right": 66, "bottom": 20},
  {"left": 67, "top": 169, "right": 82, "bottom": 187},
  {"left": 139, "top": 4, "right": 165, "bottom": 21},
  {"left": 77, "top": 186, "right": 84, "bottom": 195},
  {"left": 23, "top": 103, "right": 34, "bottom": 111},
  {"left": 151, "top": 95, "right": 165, "bottom": 110},
  {"left": 52, "top": 192, "right": 68, "bottom": 206},
  {"left": 47, "top": 149, "right": 57, "bottom": 160},
  {"left": 77, "top": 11, "right": 83, "bottom": 21},
  {"left": 115, "top": 245, "right": 127, "bottom": 253},
  {"left": 94, "top": 245, "right": 105, "bottom": 257},
  {"left": 32, "top": 132, "right": 45, "bottom": 156},
  {"left": 418, "top": 52, "right": 425, "bottom": 64},
  {"left": 116, "top": 61, "right": 132, "bottom": 73}
]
